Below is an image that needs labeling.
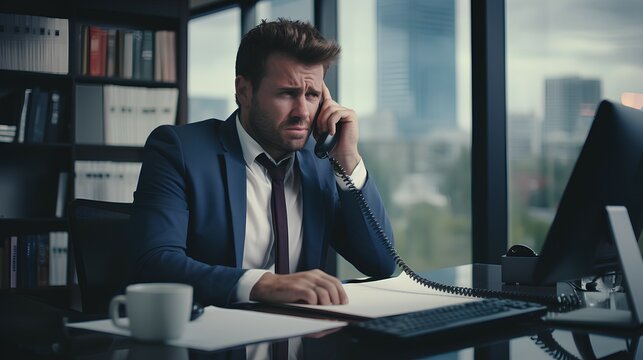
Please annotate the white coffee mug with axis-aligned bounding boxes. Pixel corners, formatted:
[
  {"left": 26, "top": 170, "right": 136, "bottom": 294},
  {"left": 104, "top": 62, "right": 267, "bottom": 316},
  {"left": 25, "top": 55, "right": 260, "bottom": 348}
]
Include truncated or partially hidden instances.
[{"left": 109, "top": 283, "right": 193, "bottom": 341}]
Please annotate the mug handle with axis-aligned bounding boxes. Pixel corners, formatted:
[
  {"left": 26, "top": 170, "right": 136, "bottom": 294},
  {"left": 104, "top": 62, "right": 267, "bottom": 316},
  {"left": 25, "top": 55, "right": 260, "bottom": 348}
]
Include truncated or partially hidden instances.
[{"left": 109, "top": 295, "right": 129, "bottom": 330}]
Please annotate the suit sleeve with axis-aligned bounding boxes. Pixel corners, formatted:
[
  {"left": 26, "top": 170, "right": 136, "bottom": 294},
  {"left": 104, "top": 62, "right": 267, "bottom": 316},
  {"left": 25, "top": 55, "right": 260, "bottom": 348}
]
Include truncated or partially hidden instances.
[
  {"left": 331, "top": 173, "right": 397, "bottom": 278},
  {"left": 128, "top": 125, "right": 245, "bottom": 306}
]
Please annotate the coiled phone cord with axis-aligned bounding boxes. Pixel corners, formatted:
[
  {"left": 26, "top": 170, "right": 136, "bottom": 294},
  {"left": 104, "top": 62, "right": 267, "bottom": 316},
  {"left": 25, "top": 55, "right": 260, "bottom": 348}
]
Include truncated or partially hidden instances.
[
  {"left": 328, "top": 156, "right": 581, "bottom": 312},
  {"left": 530, "top": 330, "right": 582, "bottom": 360}
]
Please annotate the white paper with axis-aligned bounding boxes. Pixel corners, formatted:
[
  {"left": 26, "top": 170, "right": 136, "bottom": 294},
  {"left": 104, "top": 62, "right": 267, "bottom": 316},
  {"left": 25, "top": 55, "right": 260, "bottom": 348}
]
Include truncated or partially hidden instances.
[
  {"left": 287, "top": 272, "right": 479, "bottom": 318},
  {"left": 67, "top": 306, "right": 346, "bottom": 352}
]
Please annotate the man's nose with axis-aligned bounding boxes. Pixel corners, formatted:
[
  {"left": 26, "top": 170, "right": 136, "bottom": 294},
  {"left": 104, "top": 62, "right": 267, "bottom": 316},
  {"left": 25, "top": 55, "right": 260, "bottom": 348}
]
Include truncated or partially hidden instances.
[{"left": 291, "top": 95, "right": 310, "bottom": 120}]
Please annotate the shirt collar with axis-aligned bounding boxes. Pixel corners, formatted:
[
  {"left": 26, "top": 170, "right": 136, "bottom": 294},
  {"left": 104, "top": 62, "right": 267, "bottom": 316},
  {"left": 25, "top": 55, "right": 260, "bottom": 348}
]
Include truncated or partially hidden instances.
[{"left": 235, "top": 113, "right": 295, "bottom": 167}]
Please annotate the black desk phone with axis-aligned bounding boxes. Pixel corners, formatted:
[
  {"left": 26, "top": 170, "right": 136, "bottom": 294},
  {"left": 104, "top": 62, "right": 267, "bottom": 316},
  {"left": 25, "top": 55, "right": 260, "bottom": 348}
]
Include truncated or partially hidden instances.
[
  {"left": 313, "top": 100, "right": 338, "bottom": 159},
  {"left": 312, "top": 105, "right": 578, "bottom": 311}
]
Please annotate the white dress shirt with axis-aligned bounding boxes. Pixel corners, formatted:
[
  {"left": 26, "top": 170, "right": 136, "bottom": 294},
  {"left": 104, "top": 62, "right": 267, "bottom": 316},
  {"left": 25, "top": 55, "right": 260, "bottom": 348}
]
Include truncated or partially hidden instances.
[{"left": 234, "top": 115, "right": 367, "bottom": 302}]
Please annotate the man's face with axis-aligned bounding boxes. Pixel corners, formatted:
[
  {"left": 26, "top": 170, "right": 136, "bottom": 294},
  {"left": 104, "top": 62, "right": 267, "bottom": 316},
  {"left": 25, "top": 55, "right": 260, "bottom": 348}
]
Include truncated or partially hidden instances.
[{"left": 238, "top": 53, "right": 324, "bottom": 161}]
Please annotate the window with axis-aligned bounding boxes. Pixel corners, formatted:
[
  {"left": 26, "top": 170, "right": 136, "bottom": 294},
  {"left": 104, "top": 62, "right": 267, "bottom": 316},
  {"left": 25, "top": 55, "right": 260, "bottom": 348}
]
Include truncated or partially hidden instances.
[
  {"left": 506, "top": 0, "right": 643, "bottom": 249},
  {"left": 338, "top": 0, "right": 472, "bottom": 278},
  {"left": 188, "top": 7, "right": 241, "bottom": 123},
  {"left": 256, "top": 0, "right": 313, "bottom": 23}
]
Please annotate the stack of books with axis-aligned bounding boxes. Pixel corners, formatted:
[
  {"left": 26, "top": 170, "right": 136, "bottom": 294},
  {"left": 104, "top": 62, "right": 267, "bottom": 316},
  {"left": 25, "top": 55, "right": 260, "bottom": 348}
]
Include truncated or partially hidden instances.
[
  {"left": 0, "top": 87, "right": 64, "bottom": 144},
  {"left": 1, "top": 232, "right": 68, "bottom": 289},
  {"left": 0, "top": 13, "right": 69, "bottom": 74},
  {"left": 75, "top": 84, "right": 177, "bottom": 146},
  {"left": 74, "top": 161, "right": 142, "bottom": 203},
  {"left": 80, "top": 25, "right": 176, "bottom": 82}
]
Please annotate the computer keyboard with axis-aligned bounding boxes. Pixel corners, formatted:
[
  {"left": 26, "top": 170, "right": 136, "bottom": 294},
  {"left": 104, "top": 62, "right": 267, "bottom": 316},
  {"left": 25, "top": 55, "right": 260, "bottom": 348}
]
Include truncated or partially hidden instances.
[{"left": 348, "top": 298, "right": 547, "bottom": 341}]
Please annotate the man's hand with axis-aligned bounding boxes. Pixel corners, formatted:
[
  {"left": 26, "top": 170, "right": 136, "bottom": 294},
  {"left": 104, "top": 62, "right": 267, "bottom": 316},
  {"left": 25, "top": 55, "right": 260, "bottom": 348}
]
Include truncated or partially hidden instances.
[
  {"left": 315, "top": 83, "right": 361, "bottom": 174},
  {"left": 249, "top": 269, "right": 349, "bottom": 305}
]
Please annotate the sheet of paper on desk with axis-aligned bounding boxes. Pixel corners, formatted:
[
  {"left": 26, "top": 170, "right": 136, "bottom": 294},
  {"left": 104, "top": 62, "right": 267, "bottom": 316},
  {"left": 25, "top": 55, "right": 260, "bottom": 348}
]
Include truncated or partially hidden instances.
[
  {"left": 67, "top": 306, "right": 347, "bottom": 351},
  {"left": 291, "top": 272, "right": 479, "bottom": 318}
]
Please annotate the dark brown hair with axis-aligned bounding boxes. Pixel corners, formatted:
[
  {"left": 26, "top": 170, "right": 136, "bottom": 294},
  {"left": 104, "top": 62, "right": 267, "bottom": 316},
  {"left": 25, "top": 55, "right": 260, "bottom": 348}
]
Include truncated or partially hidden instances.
[{"left": 235, "top": 18, "right": 341, "bottom": 91}]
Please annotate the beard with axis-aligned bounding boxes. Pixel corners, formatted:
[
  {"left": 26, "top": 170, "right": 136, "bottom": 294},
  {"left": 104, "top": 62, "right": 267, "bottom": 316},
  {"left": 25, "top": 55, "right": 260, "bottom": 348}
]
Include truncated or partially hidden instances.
[{"left": 245, "top": 98, "right": 312, "bottom": 159}]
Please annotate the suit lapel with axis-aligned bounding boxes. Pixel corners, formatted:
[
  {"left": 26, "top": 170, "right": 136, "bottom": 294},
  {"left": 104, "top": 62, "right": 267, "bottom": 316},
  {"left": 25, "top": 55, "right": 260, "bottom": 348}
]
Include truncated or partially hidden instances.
[
  {"left": 218, "top": 114, "right": 326, "bottom": 270},
  {"left": 296, "top": 148, "right": 325, "bottom": 271},
  {"left": 220, "top": 112, "right": 247, "bottom": 268}
]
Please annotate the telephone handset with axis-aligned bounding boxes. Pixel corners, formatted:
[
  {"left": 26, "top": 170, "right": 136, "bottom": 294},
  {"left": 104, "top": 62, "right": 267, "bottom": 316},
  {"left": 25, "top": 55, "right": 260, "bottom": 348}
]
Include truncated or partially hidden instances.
[
  {"left": 313, "top": 100, "right": 338, "bottom": 159},
  {"left": 315, "top": 114, "right": 579, "bottom": 310},
  {"left": 314, "top": 132, "right": 338, "bottom": 159}
]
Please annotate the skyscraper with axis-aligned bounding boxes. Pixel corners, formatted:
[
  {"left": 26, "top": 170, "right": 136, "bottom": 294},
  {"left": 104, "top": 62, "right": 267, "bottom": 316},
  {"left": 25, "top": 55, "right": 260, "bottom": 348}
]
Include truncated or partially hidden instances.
[
  {"left": 544, "top": 76, "right": 601, "bottom": 136},
  {"left": 541, "top": 76, "right": 602, "bottom": 206},
  {"left": 377, "top": 0, "right": 456, "bottom": 138}
]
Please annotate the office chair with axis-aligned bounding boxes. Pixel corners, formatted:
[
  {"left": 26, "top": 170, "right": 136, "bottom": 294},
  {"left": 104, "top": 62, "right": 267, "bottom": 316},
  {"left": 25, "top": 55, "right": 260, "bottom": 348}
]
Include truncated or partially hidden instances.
[{"left": 67, "top": 199, "right": 132, "bottom": 314}]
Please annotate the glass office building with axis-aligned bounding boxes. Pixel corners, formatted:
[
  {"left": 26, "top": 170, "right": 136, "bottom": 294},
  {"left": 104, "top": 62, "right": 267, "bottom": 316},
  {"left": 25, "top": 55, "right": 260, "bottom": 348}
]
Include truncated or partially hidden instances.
[{"left": 376, "top": 0, "right": 456, "bottom": 137}]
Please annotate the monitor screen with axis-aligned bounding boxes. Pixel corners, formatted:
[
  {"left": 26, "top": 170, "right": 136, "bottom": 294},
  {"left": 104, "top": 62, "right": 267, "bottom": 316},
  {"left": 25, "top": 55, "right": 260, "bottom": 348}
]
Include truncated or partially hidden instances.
[{"left": 534, "top": 100, "right": 643, "bottom": 284}]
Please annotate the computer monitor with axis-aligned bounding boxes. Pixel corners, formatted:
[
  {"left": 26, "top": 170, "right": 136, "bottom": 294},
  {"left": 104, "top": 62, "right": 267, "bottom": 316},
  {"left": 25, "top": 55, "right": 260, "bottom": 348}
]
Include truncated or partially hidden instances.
[{"left": 534, "top": 100, "right": 643, "bottom": 284}]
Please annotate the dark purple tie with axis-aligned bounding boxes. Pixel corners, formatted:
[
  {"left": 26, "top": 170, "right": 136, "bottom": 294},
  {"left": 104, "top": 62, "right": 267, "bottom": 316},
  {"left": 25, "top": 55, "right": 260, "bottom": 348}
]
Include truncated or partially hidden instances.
[{"left": 256, "top": 153, "right": 290, "bottom": 274}]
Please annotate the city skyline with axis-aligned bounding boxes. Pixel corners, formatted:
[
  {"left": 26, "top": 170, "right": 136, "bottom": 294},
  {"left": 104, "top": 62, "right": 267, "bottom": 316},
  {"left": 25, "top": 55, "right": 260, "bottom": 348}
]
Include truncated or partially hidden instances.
[
  {"left": 188, "top": 0, "right": 642, "bottom": 130},
  {"left": 506, "top": 0, "right": 642, "bottom": 119}
]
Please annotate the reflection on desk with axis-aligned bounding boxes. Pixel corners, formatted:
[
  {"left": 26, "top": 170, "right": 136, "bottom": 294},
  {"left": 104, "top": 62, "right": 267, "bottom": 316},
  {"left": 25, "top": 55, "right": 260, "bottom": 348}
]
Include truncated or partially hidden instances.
[{"left": 67, "top": 305, "right": 346, "bottom": 352}]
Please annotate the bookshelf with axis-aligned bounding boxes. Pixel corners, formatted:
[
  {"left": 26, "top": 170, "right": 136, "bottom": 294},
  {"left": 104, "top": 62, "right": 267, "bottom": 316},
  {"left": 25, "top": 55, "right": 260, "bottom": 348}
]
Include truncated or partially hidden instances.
[{"left": 0, "top": 0, "right": 187, "bottom": 307}]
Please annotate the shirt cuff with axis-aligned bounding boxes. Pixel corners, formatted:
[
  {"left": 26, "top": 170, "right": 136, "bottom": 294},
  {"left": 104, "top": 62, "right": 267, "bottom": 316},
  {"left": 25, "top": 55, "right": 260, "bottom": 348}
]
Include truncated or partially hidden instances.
[
  {"left": 235, "top": 269, "right": 270, "bottom": 303},
  {"left": 335, "top": 158, "right": 367, "bottom": 190}
]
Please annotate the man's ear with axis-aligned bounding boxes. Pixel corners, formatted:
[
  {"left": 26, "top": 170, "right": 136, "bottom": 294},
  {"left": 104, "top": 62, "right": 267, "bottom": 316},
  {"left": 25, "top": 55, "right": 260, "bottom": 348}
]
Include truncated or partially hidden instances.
[{"left": 235, "top": 75, "right": 252, "bottom": 107}]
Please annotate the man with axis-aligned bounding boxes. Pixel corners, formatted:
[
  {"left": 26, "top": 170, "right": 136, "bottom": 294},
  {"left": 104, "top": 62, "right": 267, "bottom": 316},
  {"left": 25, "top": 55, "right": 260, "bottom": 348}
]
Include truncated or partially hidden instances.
[{"left": 128, "top": 19, "right": 395, "bottom": 307}]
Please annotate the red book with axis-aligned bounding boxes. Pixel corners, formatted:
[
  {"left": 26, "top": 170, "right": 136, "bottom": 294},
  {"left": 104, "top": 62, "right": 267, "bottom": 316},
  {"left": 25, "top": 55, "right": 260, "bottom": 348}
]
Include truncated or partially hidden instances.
[
  {"left": 88, "top": 26, "right": 107, "bottom": 77},
  {"left": 81, "top": 26, "right": 89, "bottom": 75}
]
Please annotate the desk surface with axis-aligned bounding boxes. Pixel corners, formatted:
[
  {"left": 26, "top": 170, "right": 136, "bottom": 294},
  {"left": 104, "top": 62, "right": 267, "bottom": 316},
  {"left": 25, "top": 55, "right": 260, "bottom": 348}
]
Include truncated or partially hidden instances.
[{"left": 1, "top": 264, "right": 639, "bottom": 359}]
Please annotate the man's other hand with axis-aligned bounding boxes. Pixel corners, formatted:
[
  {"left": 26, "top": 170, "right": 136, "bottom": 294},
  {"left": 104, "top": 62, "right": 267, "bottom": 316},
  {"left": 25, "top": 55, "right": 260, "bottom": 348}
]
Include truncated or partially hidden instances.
[{"left": 249, "top": 269, "right": 349, "bottom": 305}]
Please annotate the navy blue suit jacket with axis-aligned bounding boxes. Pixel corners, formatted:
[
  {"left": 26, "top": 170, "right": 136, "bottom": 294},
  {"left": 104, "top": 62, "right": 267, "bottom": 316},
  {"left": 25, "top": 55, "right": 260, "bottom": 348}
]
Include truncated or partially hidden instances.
[{"left": 128, "top": 112, "right": 396, "bottom": 306}]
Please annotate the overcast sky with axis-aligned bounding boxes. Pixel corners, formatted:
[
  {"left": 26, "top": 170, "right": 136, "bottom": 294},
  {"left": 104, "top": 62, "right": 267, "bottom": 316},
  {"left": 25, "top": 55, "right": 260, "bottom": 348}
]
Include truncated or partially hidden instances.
[
  {"left": 188, "top": 0, "right": 642, "bottom": 126},
  {"left": 506, "top": 0, "right": 643, "bottom": 119}
]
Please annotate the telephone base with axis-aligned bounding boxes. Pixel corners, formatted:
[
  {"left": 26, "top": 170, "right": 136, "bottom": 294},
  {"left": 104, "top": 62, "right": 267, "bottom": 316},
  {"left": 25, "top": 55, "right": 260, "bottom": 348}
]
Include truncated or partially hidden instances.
[{"left": 501, "top": 255, "right": 540, "bottom": 285}]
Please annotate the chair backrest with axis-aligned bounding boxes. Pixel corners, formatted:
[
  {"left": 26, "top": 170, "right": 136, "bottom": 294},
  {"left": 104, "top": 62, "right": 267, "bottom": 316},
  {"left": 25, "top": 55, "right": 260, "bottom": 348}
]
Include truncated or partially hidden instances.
[{"left": 67, "top": 199, "right": 132, "bottom": 314}]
